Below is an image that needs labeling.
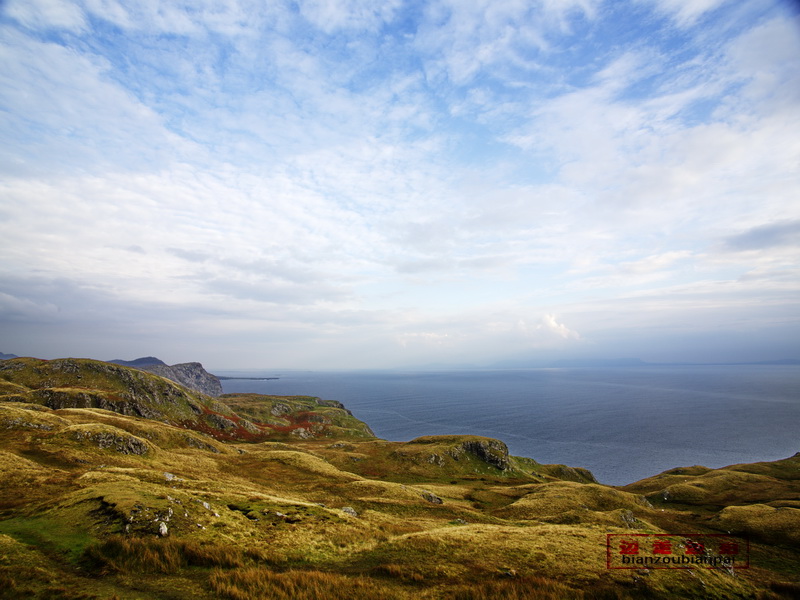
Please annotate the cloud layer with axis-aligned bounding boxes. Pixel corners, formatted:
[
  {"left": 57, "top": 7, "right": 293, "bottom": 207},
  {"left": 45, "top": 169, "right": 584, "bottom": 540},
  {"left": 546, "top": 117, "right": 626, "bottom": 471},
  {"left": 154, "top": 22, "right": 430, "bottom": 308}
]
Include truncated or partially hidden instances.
[{"left": 1, "top": 0, "right": 799, "bottom": 368}]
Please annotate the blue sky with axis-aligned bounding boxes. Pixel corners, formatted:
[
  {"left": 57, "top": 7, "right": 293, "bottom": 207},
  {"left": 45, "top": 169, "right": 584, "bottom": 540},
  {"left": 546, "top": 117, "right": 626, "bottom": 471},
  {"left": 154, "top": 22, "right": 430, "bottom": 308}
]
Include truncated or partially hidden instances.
[{"left": 1, "top": 0, "right": 799, "bottom": 369}]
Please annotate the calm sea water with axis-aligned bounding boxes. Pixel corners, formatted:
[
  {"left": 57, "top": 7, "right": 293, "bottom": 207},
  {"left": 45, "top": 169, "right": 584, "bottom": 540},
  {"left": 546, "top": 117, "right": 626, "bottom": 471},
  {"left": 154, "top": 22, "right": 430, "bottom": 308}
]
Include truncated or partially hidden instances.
[{"left": 216, "top": 366, "right": 800, "bottom": 486}]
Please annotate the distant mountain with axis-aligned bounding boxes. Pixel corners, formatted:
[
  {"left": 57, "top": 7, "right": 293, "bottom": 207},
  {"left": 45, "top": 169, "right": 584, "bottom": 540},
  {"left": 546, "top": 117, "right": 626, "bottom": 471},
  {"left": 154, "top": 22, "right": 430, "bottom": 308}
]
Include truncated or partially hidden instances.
[
  {"left": 109, "top": 356, "right": 167, "bottom": 367},
  {"left": 549, "top": 357, "right": 649, "bottom": 368},
  {"left": 741, "top": 359, "right": 800, "bottom": 366},
  {"left": 0, "top": 352, "right": 19, "bottom": 361}
]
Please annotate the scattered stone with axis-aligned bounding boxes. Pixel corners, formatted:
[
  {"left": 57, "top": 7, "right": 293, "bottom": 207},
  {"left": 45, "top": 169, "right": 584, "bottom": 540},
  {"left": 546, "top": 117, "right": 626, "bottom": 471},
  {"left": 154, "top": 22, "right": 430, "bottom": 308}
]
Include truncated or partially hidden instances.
[
  {"left": 164, "top": 472, "right": 176, "bottom": 482},
  {"left": 500, "top": 568, "right": 517, "bottom": 577},
  {"left": 422, "top": 491, "right": 444, "bottom": 504},
  {"left": 329, "top": 442, "right": 354, "bottom": 450},
  {"left": 341, "top": 506, "right": 358, "bottom": 517},
  {"left": 291, "top": 427, "right": 313, "bottom": 439},
  {"left": 158, "top": 521, "right": 168, "bottom": 537}
]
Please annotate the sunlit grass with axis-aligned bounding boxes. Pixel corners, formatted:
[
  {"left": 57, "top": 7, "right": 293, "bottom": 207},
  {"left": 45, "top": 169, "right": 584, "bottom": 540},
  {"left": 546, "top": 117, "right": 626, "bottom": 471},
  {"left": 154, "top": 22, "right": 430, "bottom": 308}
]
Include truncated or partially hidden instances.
[{"left": 0, "top": 358, "right": 798, "bottom": 600}]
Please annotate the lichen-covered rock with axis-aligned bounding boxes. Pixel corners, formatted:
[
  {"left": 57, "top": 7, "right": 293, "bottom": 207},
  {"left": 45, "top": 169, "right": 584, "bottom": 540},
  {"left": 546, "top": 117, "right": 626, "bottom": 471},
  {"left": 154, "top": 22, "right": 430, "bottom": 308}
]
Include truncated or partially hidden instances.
[
  {"left": 270, "top": 403, "right": 292, "bottom": 417},
  {"left": 459, "top": 439, "right": 510, "bottom": 470},
  {"left": 205, "top": 413, "right": 238, "bottom": 431},
  {"left": 64, "top": 425, "right": 152, "bottom": 455}
]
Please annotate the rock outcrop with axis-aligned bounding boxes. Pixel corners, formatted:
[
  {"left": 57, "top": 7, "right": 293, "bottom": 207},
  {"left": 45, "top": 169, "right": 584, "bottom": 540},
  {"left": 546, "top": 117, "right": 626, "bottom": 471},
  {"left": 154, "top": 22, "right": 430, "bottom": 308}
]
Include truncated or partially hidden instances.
[
  {"left": 408, "top": 435, "right": 512, "bottom": 471},
  {"left": 110, "top": 357, "right": 223, "bottom": 396},
  {"left": 140, "top": 362, "right": 223, "bottom": 397}
]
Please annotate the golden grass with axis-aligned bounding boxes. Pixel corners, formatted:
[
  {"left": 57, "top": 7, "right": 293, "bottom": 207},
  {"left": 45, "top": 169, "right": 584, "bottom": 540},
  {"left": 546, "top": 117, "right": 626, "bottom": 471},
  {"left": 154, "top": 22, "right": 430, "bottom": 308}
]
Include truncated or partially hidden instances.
[
  {"left": 436, "top": 576, "right": 582, "bottom": 599},
  {"left": 0, "top": 403, "right": 70, "bottom": 431},
  {"left": 625, "top": 454, "right": 800, "bottom": 509},
  {"left": 714, "top": 504, "right": 800, "bottom": 546},
  {"left": 82, "top": 535, "right": 259, "bottom": 575},
  {"left": 257, "top": 450, "right": 363, "bottom": 481},
  {"left": 208, "top": 568, "right": 403, "bottom": 600},
  {"left": 340, "top": 480, "right": 435, "bottom": 505},
  {"left": 492, "top": 482, "right": 653, "bottom": 522}
]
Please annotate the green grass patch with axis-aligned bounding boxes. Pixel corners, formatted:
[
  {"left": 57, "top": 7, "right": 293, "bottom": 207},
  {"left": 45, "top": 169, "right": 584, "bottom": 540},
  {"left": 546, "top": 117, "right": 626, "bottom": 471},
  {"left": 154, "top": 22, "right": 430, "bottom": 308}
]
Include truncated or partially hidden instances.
[{"left": 0, "top": 514, "right": 95, "bottom": 563}]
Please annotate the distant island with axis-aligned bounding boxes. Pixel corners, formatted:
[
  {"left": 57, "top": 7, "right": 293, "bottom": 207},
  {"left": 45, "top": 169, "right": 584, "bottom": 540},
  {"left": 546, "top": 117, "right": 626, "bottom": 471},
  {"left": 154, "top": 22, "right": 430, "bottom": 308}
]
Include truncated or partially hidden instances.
[{"left": 216, "top": 375, "right": 279, "bottom": 381}]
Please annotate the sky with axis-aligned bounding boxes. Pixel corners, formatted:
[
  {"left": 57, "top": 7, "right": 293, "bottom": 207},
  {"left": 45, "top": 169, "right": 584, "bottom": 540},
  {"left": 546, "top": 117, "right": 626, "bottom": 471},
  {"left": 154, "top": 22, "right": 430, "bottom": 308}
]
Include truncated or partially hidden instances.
[{"left": 1, "top": 0, "right": 799, "bottom": 370}]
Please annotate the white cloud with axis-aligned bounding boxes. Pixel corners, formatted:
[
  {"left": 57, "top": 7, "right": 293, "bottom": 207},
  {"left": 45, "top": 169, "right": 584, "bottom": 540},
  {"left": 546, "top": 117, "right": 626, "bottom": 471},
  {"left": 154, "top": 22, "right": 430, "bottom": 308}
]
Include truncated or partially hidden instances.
[
  {"left": 1, "top": 0, "right": 798, "bottom": 367},
  {"left": 297, "top": 0, "right": 401, "bottom": 33},
  {"left": 538, "top": 314, "right": 581, "bottom": 340},
  {"left": 415, "top": 0, "right": 598, "bottom": 85},
  {"left": 4, "top": 0, "right": 87, "bottom": 31},
  {"left": 646, "top": 0, "right": 732, "bottom": 28},
  {"left": 724, "top": 15, "right": 800, "bottom": 114}
]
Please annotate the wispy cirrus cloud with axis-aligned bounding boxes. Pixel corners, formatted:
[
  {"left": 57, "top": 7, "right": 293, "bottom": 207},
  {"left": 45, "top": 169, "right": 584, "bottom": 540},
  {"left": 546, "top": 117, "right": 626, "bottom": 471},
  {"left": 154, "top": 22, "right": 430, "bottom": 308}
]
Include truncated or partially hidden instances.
[{"left": 1, "top": 0, "right": 798, "bottom": 367}]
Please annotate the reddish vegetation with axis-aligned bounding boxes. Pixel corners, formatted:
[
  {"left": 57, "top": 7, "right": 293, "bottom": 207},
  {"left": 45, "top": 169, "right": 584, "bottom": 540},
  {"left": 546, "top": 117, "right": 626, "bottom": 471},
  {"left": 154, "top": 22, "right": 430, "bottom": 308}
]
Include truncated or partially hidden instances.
[{"left": 180, "top": 405, "right": 330, "bottom": 443}]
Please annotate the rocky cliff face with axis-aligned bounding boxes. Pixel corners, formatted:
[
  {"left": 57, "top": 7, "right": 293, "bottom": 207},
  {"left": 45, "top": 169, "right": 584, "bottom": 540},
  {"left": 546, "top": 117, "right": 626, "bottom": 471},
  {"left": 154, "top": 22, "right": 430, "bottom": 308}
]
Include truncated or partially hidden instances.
[{"left": 139, "top": 362, "right": 223, "bottom": 397}]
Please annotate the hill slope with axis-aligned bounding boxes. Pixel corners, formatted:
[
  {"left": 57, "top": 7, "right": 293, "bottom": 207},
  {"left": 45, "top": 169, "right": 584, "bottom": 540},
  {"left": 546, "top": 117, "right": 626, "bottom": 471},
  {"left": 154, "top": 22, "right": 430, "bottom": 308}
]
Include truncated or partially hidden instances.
[
  {"left": 0, "top": 358, "right": 371, "bottom": 442},
  {"left": 0, "top": 359, "right": 798, "bottom": 599}
]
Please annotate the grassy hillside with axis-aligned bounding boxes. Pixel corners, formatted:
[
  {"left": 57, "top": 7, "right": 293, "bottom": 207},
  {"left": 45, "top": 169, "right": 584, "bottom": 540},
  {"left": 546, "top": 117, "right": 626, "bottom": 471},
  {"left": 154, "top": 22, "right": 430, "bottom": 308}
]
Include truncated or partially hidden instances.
[
  {"left": 0, "top": 358, "right": 372, "bottom": 442},
  {"left": 0, "top": 359, "right": 798, "bottom": 599}
]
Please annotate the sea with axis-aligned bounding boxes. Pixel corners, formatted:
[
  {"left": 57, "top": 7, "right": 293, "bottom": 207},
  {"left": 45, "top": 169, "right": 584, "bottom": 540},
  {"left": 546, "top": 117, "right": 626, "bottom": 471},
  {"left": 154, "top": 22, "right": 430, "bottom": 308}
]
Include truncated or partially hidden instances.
[{"left": 216, "top": 365, "right": 800, "bottom": 487}]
